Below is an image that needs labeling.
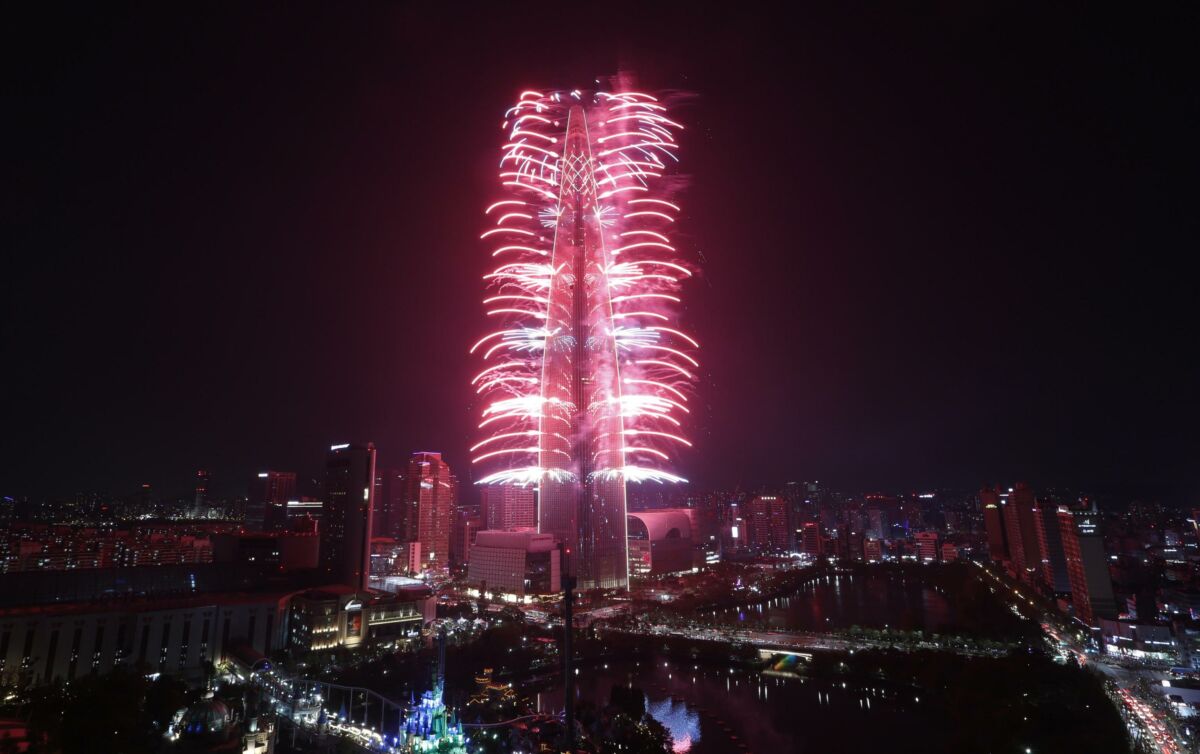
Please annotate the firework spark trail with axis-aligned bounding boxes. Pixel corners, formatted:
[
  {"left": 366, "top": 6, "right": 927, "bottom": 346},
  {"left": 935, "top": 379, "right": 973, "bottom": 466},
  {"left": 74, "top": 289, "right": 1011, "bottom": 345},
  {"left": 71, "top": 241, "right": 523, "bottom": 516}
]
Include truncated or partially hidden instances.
[{"left": 472, "top": 84, "right": 696, "bottom": 586}]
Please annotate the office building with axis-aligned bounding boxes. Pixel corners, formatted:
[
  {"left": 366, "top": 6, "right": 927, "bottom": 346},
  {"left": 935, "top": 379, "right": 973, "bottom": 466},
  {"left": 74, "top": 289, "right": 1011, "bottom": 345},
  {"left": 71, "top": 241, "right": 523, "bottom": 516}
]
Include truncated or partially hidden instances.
[
  {"left": 800, "top": 522, "right": 822, "bottom": 557},
  {"left": 466, "top": 531, "right": 560, "bottom": 599},
  {"left": 867, "top": 506, "right": 890, "bottom": 540},
  {"left": 1032, "top": 499, "right": 1072, "bottom": 594},
  {"left": 0, "top": 592, "right": 290, "bottom": 687},
  {"left": 246, "top": 471, "right": 297, "bottom": 532},
  {"left": 286, "top": 587, "right": 425, "bottom": 652},
  {"left": 915, "top": 531, "right": 940, "bottom": 563},
  {"left": 1059, "top": 507, "right": 1118, "bottom": 627},
  {"left": 746, "top": 495, "right": 789, "bottom": 552},
  {"left": 1003, "top": 483, "right": 1043, "bottom": 583},
  {"left": 193, "top": 470, "right": 211, "bottom": 517},
  {"left": 480, "top": 485, "right": 536, "bottom": 531},
  {"left": 319, "top": 443, "right": 376, "bottom": 589},
  {"left": 981, "top": 486, "right": 1008, "bottom": 562},
  {"left": 406, "top": 452, "right": 456, "bottom": 573},
  {"left": 450, "top": 506, "right": 482, "bottom": 568},
  {"left": 376, "top": 468, "right": 417, "bottom": 543},
  {"left": 864, "top": 538, "right": 883, "bottom": 562}
]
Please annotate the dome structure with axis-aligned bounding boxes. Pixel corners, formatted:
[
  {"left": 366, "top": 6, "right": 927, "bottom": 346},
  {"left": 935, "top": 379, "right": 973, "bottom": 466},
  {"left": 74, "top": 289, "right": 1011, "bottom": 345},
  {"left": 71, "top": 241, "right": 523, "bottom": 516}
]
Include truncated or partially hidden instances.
[{"left": 179, "top": 693, "right": 235, "bottom": 741}]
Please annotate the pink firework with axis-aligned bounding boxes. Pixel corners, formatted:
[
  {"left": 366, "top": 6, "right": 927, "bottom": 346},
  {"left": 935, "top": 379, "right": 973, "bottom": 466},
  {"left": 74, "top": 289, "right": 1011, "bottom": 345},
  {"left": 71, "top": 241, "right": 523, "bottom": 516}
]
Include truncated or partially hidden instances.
[{"left": 470, "top": 86, "right": 695, "bottom": 588}]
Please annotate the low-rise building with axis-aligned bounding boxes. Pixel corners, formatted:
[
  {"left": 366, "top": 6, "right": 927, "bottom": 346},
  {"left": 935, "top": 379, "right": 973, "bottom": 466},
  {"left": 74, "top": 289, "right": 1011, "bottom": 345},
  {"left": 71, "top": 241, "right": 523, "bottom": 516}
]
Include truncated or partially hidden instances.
[
  {"left": 466, "top": 530, "right": 560, "bottom": 599},
  {"left": 0, "top": 592, "right": 291, "bottom": 687},
  {"left": 627, "top": 510, "right": 695, "bottom": 576},
  {"left": 286, "top": 587, "right": 424, "bottom": 652}
]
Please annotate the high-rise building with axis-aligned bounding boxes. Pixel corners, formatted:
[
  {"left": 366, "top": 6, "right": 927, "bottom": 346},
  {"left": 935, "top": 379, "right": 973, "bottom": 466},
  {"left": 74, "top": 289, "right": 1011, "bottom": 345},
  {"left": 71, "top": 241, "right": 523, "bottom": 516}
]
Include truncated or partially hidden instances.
[
  {"left": 466, "top": 531, "right": 561, "bottom": 598},
  {"left": 450, "top": 506, "right": 482, "bottom": 568},
  {"left": 834, "top": 523, "right": 865, "bottom": 562},
  {"left": 189, "top": 469, "right": 213, "bottom": 518},
  {"left": 377, "top": 468, "right": 418, "bottom": 542},
  {"left": 1002, "top": 483, "right": 1043, "bottom": 583},
  {"left": 980, "top": 486, "right": 1008, "bottom": 562},
  {"left": 319, "top": 443, "right": 376, "bottom": 589},
  {"left": 1032, "top": 499, "right": 1071, "bottom": 594},
  {"left": 800, "top": 522, "right": 822, "bottom": 557},
  {"left": 1059, "top": 507, "right": 1117, "bottom": 627},
  {"left": 406, "top": 452, "right": 456, "bottom": 573},
  {"left": 914, "top": 531, "right": 940, "bottom": 563},
  {"left": 864, "top": 538, "right": 883, "bottom": 562},
  {"left": 480, "top": 485, "right": 536, "bottom": 531},
  {"left": 866, "top": 506, "right": 890, "bottom": 540},
  {"left": 471, "top": 88, "right": 694, "bottom": 591},
  {"left": 246, "top": 471, "right": 297, "bottom": 532},
  {"left": 746, "top": 495, "right": 789, "bottom": 552}
]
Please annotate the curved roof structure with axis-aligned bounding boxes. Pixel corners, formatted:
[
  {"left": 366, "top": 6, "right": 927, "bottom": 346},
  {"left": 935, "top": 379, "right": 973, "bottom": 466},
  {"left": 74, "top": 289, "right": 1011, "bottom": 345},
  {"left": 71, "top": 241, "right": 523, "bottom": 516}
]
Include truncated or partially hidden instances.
[{"left": 627, "top": 510, "right": 692, "bottom": 542}]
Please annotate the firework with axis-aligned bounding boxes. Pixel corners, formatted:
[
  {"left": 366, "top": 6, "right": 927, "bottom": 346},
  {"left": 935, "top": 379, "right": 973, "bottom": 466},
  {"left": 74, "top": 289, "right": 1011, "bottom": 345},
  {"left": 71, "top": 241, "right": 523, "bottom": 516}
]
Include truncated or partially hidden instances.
[{"left": 471, "top": 85, "right": 696, "bottom": 588}]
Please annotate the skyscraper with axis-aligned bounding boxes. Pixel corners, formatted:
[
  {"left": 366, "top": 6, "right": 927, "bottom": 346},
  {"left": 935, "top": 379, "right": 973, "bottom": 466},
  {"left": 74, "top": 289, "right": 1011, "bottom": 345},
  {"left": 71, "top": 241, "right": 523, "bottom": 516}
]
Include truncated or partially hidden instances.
[
  {"left": 246, "top": 470, "right": 297, "bottom": 532},
  {"left": 746, "top": 495, "right": 789, "bottom": 552},
  {"left": 1058, "top": 506, "right": 1117, "bottom": 627},
  {"left": 406, "top": 452, "right": 456, "bottom": 573},
  {"left": 450, "top": 506, "right": 482, "bottom": 568},
  {"left": 480, "top": 485, "right": 536, "bottom": 531},
  {"left": 915, "top": 530, "right": 941, "bottom": 563},
  {"left": 980, "top": 486, "right": 1008, "bottom": 562},
  {"left": 1032, "top": 498, "right": 1071, "bottom": 594},
  {"left": 192, "top": 469, "right": 211, "bottom": 518},
  {"left": 800, "top": 522, "right": 822, "bottom": 557},
  {"left": 319, "top": 443, "right": 375, "bottom": 589},
  {"left": 377, "top": 467, "right": 417, "bottom": 542},
  {"left": 1002, "top": 483, "right": 1043, "bottom": 583},
  {"left": 471, "top": 86, "right": 695, "bottom": 590}
]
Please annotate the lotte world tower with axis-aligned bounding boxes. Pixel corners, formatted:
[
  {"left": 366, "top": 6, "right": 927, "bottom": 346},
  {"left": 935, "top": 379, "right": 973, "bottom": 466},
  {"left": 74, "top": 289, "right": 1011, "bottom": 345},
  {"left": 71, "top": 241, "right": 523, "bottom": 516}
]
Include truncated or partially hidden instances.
[{"left": 471, "top": 84, "right": 696, "bottom": 589}]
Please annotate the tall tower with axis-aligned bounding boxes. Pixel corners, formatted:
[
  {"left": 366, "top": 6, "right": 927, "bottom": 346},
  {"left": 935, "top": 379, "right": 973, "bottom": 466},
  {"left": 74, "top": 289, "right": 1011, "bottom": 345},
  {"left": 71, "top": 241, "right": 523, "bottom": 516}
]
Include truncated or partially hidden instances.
[
  {"left": 192, "top": 469, "right": 211, "bottom": 518},
  {"left": 320, "top": 443, "right": 375, "bottom": 589},
  {"left": 535, "top": 105, "right": 630, "bottom": 589},
  {"left": 471, "top": 86, "right": 696, "bottom": 591}
]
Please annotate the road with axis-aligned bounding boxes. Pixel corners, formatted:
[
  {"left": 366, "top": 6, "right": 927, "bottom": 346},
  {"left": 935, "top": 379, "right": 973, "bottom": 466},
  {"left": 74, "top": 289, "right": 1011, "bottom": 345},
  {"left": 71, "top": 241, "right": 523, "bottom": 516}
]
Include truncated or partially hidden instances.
[
  {"left": 975, "top": 562, "right": 1189, "bottom": 754},
  {"left": 604, "top": 621, "right": 1004, "bottom": 657}
]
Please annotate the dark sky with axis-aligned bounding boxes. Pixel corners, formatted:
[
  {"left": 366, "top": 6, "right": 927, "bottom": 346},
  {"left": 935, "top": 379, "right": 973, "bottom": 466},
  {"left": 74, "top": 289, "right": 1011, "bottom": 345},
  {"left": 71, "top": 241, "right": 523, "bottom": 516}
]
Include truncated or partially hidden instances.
[{"left": 4, "top": 5, "right": 1198, "bottom": 503}]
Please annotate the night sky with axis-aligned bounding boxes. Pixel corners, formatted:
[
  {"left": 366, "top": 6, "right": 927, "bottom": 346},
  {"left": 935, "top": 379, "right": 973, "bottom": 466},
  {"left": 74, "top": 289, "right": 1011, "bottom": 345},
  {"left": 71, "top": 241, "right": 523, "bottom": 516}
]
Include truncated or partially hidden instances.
[{"left": 5, "top": 5, "right": 1198, "bottom": 503}]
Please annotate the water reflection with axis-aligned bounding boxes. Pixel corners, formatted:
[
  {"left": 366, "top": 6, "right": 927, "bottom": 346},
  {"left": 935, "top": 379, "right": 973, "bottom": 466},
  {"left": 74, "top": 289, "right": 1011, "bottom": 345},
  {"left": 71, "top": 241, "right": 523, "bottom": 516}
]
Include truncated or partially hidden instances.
[
  {"left": 526, "top": 656, "right": 926, "bottom": 754},
  {"left": 645, "top": 697, "right": 700, "bottom": 753},
  {"left": 705, "top": 572, "right": 991, "bottom": 633}
]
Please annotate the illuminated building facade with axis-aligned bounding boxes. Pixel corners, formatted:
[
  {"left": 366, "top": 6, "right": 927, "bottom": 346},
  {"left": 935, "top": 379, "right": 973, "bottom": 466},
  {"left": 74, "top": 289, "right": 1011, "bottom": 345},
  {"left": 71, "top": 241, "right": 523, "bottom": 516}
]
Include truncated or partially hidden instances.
[
  {"left": 466, "top": 530, "right": 560, "bottom": 598},
  {"left": 1002, "top": 483, "right": 1042, "bottom": 583},
  {"left": 800, "top": 521, "right": 822, "bottom": 557},
  {"left": 286, "top": 587, "right": 424, "bottom": 652},
  {"left": 480, "top": 484, "right": 536, "bottom": 531},
  {"left": 915, "top": 530, "right": 940, "bottom": 563},
  {"left": 1058, "top": 507, "right": 1118, "bottom": 627},
  {"left": 407, "top": 452, "right": 456, "bottom": 573},
  {"left": 746, "top": 495, "right": 789, "bottom": 552},
  {"left": 471, "top": 85, "right": 696, "bottom": 590}
]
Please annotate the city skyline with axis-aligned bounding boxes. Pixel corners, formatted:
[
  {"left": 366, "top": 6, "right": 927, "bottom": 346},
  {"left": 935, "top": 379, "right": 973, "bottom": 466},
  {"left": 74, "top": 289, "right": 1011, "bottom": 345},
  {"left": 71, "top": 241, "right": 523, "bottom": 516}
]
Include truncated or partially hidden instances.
[
  {"left": 5, "top": 6, "right": 1197, "bottom": 504},
  {"left": 2, "top": 6, "right": 1197, "bottom": 753}
]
